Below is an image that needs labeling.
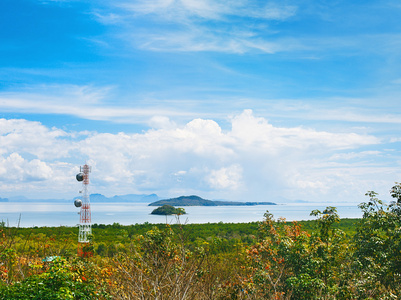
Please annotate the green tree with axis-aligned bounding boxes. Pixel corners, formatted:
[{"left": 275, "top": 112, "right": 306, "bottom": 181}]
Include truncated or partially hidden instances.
[
  {"left": 112, "top": 225, "right": 205, "bottom": 299},
  {"left": 0, "top": 257, "right": 110, "bottom": 300},
  {"left": 151, "top": 205, "right": 187, "bottom": 215},
  {"left": 242, "top": 212, "right": 325, "bottom": 299},
  {"left": 352, "top": 186, "right": 401, "bottom": 298},
  {"left": 96, "top": 243, "right": 107, "bottom": 257},
  {"left": 309, "top": 207, "right": 350, "bottom": 299}
]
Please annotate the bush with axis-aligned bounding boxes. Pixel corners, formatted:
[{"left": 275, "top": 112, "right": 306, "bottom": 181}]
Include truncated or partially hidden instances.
[{"left": 0, "top": 257, "right": 110, "bottom": 300}]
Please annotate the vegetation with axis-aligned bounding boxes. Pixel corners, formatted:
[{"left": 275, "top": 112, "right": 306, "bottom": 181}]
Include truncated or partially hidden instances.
[
  {"left": 1, "top": 183, "right": 401, "bottom": 299},
  {"left": 151, "top": 204, "right": 186, "bottom": 215}
]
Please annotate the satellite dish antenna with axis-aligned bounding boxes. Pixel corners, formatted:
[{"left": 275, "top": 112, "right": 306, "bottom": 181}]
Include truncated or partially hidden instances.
[
  {"left": 76, "top": 173, "right": 84, "bottom": 182},
  {"left": 74, "top": 199, "right": 82, "bottom": 208}
]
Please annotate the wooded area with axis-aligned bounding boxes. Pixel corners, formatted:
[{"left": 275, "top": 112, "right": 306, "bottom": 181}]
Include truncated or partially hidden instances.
[{"left": 1, "top": 183, "right": 401, "bottom": 299}]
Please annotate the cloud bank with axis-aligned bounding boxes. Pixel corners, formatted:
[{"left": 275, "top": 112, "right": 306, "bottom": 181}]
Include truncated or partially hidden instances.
[{"left": 1, "top": 110, "right": 394, "bottom": 203}]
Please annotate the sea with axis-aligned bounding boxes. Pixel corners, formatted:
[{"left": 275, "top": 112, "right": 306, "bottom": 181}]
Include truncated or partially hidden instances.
[{"left": 0, "top": 202, "right": 363, "bottom": 228}]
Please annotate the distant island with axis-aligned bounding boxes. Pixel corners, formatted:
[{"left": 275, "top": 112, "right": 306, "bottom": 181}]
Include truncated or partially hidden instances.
[
  {"left": 151, "top": 205, "right": 186, "bottom": 215},
  {"left": 149, "top": 195, "right": 276, "bottom": 206}
]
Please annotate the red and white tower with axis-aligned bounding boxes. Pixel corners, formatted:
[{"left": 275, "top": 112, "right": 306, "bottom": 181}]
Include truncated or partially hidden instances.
[{"left": 75, "top": 163, "right": 92, "bottom": 257}]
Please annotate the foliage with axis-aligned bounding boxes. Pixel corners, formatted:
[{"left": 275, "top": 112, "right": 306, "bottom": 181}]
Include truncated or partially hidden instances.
[
  {"left": 2, "top": 183, "right": 401, "bottom": 299},
  {"left": 151, "top": 204, "right": 186, "bottom": 215},
  {"left": 0, "top": 257, "right": 110, "bottom": 300},
  {"left": 239, "top": 213, "right": 325, "bottom": 299},
  {"left": 352, "top": 186, "right": 401, "bottom": 298},
  {"left": 110, "top": 225, "right": 206, "bottom": 299}
]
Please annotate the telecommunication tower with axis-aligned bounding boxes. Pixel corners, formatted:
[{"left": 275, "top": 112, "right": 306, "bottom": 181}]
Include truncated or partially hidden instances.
[{"left": 75, "top": 163, "right": 92, "bottom": 257}]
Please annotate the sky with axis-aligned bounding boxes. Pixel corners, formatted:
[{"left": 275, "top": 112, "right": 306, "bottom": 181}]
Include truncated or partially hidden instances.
[{"left": 0, "top": 0, "right": 400, "bottom": 204}]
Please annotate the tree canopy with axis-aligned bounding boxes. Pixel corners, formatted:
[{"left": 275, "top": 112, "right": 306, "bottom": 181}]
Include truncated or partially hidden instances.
[{"left": 151, "top": 204, "right": 186, "bottom": 215}]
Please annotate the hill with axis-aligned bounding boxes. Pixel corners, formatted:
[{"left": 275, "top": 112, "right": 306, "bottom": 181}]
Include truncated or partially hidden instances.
[
  {"left": 149, "top": 195, "right": 276, "bottom": 206},
  {"left": 149, "top": 195, "right": 217, "bottom": 206}
]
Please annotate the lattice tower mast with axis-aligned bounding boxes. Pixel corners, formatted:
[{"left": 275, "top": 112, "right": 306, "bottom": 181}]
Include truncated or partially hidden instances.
[{"left": 78, "top": 164, "right": 92, "bottom": 249}]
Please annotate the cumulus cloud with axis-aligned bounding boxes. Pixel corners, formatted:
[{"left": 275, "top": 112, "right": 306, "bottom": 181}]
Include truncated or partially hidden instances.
[
  {"left": 229, "top": 109, "right": 379, "bottom": 152},
  {"left": 0, "top": 118, "right": 71, "bottom": 160},
  {"left": 0, "top": 110, "right": 395, "bottom": 203},
  {"left": 148, "top": 116, "right": 177, "bottom": 129},
  {"left": 0, "top": 153, "right": 52, "bottom": 182},
  {"left": 207, "top": 165, "right": 243, "bottom": 190}
]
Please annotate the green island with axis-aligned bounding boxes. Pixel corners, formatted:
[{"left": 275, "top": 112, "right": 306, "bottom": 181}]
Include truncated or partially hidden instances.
[
  {"left": 150, "top": 204, "right": 186, "bottom": 215},
  {"left": 149, "top": 195, "right": 276, "bottom": 206},
  {"left": 1, "top": 183, "right": 401, "bottom": 299}
]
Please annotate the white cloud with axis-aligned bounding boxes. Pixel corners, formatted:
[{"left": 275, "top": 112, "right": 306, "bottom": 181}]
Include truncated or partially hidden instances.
[
  {"left": 107, "top": 0, "right": 298, "bottom": 53},
  {"left": 119, "top": 0, "right": 296, "bottom": 21},
  {"left": 0, "top": 153, "right": 53, "bottom": 182},
  {"left": 2, "top": 85, "right": 401, "bottom": 127},
  {"left": 135, "top": 28, "right": 286, "bottom": 53},
  {"left": 207, "top": 165, "right": 243, "bottom": 190},
  {"left": 0, "top": 118, "right": 71, "bottom": 160},
  {"left": 104, "top": 2, "right": 401, "bottom": 56},
  {"left": 92, "top": 11, "right": 123, "bottom": 24},
  {"left": 1, "top": 110, "right": 396, "bottom": 203},
  {"left": 0, "top": 86, "right": 192, "bottom": 123},
  {"left": 329, "top": 151, "right": 382, "bottom": 160},
  {"left": 306, "top": 108, "right": 401, "bottom": 124},
  {"left": 230, "top": 109, "right": 379, "bottom": 152},
  {"left": 148, "top": 116, "right": 176, "bottom": 129}
]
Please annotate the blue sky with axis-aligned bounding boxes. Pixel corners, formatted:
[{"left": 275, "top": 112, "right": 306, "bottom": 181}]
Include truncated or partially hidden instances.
[{"left": 0, "top": 0, "right": 400, "bottom": 203}]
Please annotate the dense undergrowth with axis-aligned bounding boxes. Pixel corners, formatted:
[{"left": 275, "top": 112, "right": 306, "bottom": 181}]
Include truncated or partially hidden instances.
[{"left": 1, "top": 183, "right": 401, "bottom": 299}]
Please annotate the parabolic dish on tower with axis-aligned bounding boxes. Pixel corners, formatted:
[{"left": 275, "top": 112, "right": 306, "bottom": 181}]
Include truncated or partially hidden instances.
[
  {"left": 76, "top": 173, "right": 84, "bottom": 182},
  {"left": 74, "top": 199, "right": 82, "bottom": 207}
]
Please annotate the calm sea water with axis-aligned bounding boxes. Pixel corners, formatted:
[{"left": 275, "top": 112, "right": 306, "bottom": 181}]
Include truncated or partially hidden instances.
[{"left": 0, "top": 202, "right": 363, "bottom": 227}]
